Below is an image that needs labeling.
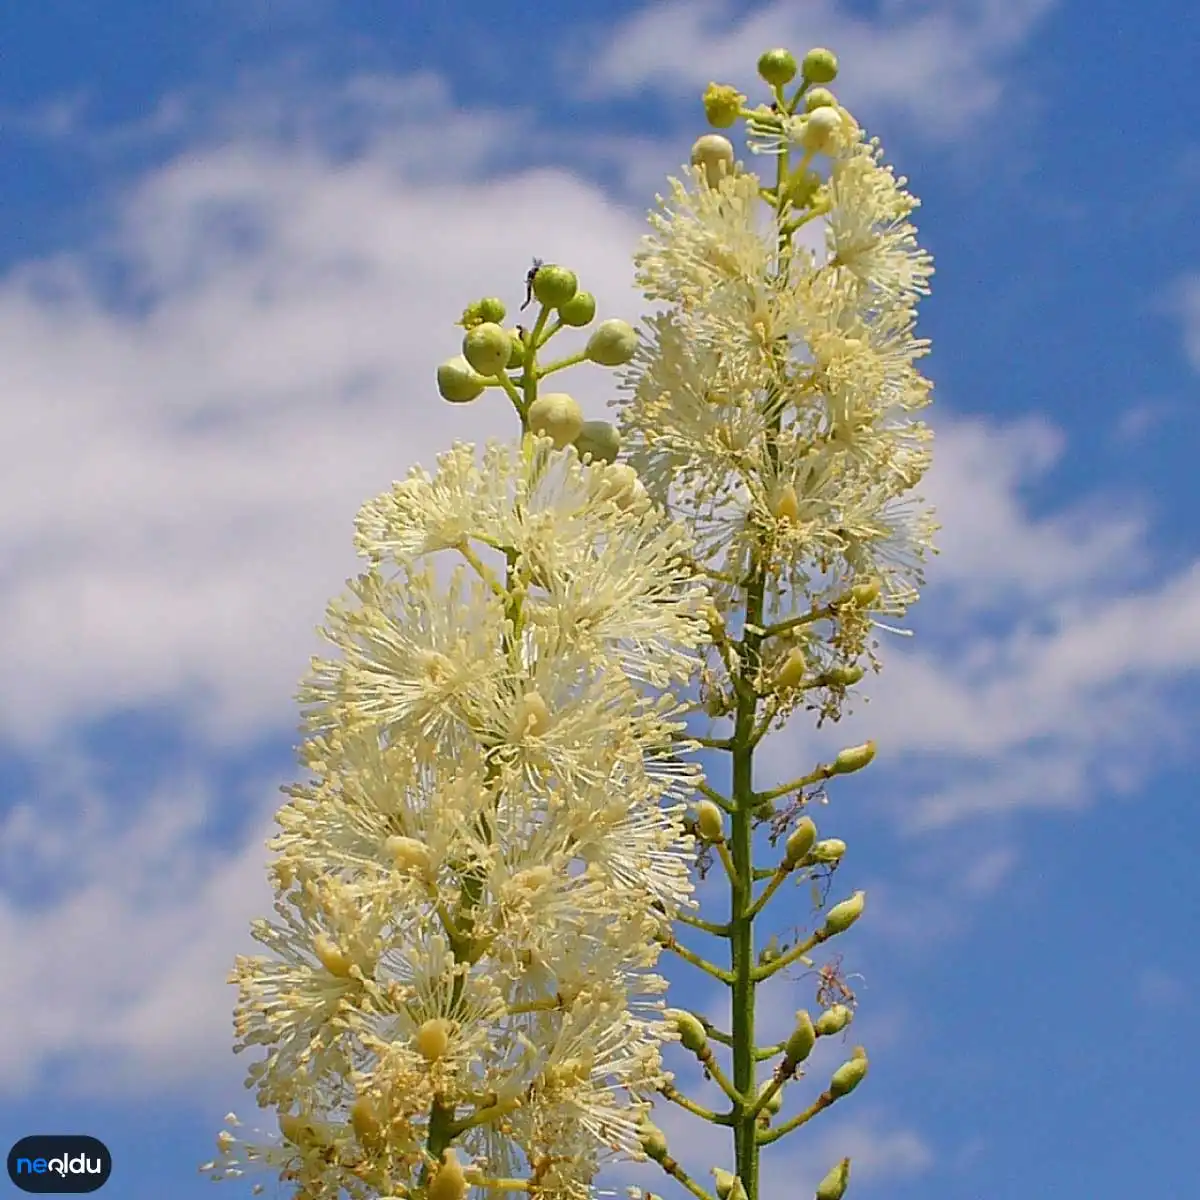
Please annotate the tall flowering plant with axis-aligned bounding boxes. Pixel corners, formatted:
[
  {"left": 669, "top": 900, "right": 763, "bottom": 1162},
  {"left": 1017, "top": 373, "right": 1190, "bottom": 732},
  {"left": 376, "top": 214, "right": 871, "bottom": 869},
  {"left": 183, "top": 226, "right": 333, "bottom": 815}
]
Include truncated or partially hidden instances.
[{"left": 204, "top": 43, "right": 936, "bottom": 1200}]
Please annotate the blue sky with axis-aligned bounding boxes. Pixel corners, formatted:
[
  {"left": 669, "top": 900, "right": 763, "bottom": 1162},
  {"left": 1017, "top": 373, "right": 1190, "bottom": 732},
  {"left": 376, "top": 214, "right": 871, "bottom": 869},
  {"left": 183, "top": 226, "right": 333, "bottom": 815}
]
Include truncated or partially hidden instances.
[{"left": 1, "top": 1, "right": 1198, "bottom": 1197}]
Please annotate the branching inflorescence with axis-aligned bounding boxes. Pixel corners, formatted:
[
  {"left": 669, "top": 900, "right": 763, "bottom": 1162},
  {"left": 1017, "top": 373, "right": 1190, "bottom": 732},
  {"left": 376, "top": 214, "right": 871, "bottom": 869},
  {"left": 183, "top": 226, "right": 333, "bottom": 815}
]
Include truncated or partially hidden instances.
[{"left": 204, "top": 41, "right": 936, "bottom": 1200}]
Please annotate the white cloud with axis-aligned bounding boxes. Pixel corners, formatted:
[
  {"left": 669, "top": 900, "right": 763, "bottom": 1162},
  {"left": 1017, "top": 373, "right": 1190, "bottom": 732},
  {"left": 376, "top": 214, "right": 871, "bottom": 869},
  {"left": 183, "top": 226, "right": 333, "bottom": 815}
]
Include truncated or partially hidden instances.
[{"left": 571, "top": 0, "right": 1057, "bottom": 140}]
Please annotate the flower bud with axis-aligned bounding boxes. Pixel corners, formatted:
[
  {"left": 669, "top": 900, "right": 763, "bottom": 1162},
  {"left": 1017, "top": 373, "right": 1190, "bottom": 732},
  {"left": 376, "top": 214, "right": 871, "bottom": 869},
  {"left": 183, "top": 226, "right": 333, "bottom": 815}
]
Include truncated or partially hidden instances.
[
  {"left": 829, "top": 1047, "right": 868, "bottom": 1097},
  {"left": 815, "top": 1004, "right": 854, "bottom": 1036},
  {"left": 350, "top": 1095, "right": 382, "bottom": 1144},
  {"left": 429, "top": 1149, "right": 467, "bottom": 1200},
  {"left": 385, "top": 835, "right": 432, "bottom": 875},
  {"left": 757, "top": 1079, "right": 784, "bottom": 1115},
  {"left": 809, "top": 838, "right": 847, "bottom": 865},
  {"left": 823, "top": 891, "right": 865, "bottom": 936},
  {"left": 832, "top": 740, "right": 876, "bottom": 775},
  {"left": 771, "top": 483, "right": 800, "bottom": 522},
  {"left": 784, "top": 817, "right": 817, "bottom": 867},
  {"left": 691, "top": 134, "right": 735, "bottom": 187},
  {"left": 805, "top": 87, "right": 838, "bottom": 111},
  {"left": 696, "top": 799, "right": 725, "bottom": 843},
  {"left": 800, "top": 106, "right": 843, "bottom": 154},
  {"left": 776, "top": 647, "right": 808, "bottom": 690},
  {"left": 415, "top": 1017, "right": 453, "bottom": 1062},
  {"left": 785, "top": 1009, "right": 816, "bottom": 1064},
  {"left": 670, "top": 1008, "right": 708, "bottom": 1054},
  {"left": 573, "top": 419, "right": 622, "bottom": 464},
  {"left": 757, "top": 47, "right": 798, "bottom": 86},
  {"left": 815, "top": 1157, "right": 851, "bottom": 1200},
  {"left": 703, "top": 83, "right": 746, "bottom": 128},
  {"left": 802, "top": 47, "right": 839, "bottom": 84},
  {"left": 712, "top": 1168, "right": 738, "bottom": 1200},
  {"left": 462, "top": 321, "right": 511, "bottom": 376},
  {"left": 436, "top": 355, "right": 487, "bottom": 403},
  {"left": 728, "top": 1177, "right": 748, "bottom": 1200},
  {"left": 531, "top": 264, "right": 578, "bottom": 308},
  {"left": 313, "top": 934, "right": 353, "bottom": 978},
  {"left": 513, "top": 689, "right": 552, "bottom": 738},
  {"left": 278, "top": 1112, "right": 319, "bottom": 1146},
  {"left": 505, "top": 328, "right": 526, "bottom": 369},
  {"left": 586, "top": 318, "right": 639, "bottom": 367},
  {"left": 557, "top": 289, "right": 597, "bottom": 327},
  {"left": 640, "top": 1120, "right": 668, "bottom": 1163},
  {"left": 783, "top": 166, "right": 822, "bottom": 208},
  {"left": 824, "top": 663, "right": 865, "bottom": 687},
  {"left": 592, "top": 462, "right": 648, "bottom": 511},
  {"left": 475, "top": 296, "right": 506, "bottom": 324},
  {"left": 850, "top": 578, "right": 880, "bottom": 607},
  {"left": 528, "top": 393, "right": 584, "bottom": 448}
]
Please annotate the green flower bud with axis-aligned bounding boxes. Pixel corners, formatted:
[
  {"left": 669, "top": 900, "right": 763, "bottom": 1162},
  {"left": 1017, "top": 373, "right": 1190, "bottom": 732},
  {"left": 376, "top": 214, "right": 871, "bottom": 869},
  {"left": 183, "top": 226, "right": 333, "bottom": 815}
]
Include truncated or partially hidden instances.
[
  {"left": 757, "top": 1079, "right": 784, "bottom": 1115},
  {"left": 462, "top": 321, "right": 511, "bottom": 377},
  {"left": 814, "top": 1004, "right": 854, "bottom": 1036},
  {"left": 437, "top": 355, "right": 487, "bottom": 404},
  {"left": 531, "top": 264, "right": 578, "bottom": 308},
  {"left": 850, "top": 578, "right": 881, "bottom": 607},
  {"left": 801, "top": 106, "right": 843, "bottom": 154},
  {"left": 809, "top": 838, "right": 847, "bottom": 865},
  {"left": 823, "top": 891, "right": 865, "bottom": 936},
  {"left": 815, "top": 1157, "right": 851, "bottom": 1200},
  {"left": 776, "top": 647, "right": 808, "bottom": 690},
  {"left": 757, "top": 48, "right": 798, "bottom": 87},
  {"left": 475, "top": 296, "right": 506, "bottom": 324},
  {"left": 696, "top": 799, "right": 725, "bottom": 843},
  {"left": 784, "top": 817, "right": 817, "bottom": 867},
  {"left": 585, "top": 318, "right": 639, "bottom": 367},
  {"left": 802, "top": 47, "right": 839, "bottom": 84},
  {"left": 832, "top": 741, "right": 876, "bottom": 775},
  {"left": 670, "top": 1008, "right": 708, "bottom": 1054},
  {"left": 824, "top": 663, "right": 866, "bottom": 687},
  {"left": 573, "top": 419, "right": 621, "bottom": 464},
  {"left": 783, "top": 166, "right": 822, "bottom": 208},
  {"left": 640, "top": 1120, "right": 668, "bottom": 1163},
  {"left": 504, "top": 328, "right": 526, "bottom": 369},
  {"left": 829, "top": 1047, "right": 868, "bottom": 1097},
  {"left": 528, "top": 392, "right": 584, "bottom": 449},
  {"left": 728, "top": 1178, "right": 748, "bottom": 1200},
  {"left": 558, "top": 290, "right": 597, "bottom": 327},
  {"left": 690, "top": 133, "right": 735, "bottom": 187},
  {"left": 703, "top": 83, "right": 746, "bottom": 128},
  {"left": 712, "top": 1169, "right": 738, "bottom": 1200},
  {"left": 805, "top": 87, "right": 838, "bottom": 111},
  {"left": 785, "top": 1009, "right": 816, "bottom": 1065}
]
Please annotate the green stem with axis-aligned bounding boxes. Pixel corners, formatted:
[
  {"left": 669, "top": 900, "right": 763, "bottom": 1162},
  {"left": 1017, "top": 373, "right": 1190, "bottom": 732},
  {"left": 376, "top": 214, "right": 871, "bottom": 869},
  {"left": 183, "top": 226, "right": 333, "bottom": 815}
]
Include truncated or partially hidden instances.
[
  {"left": 659, "top": 1082, "right": 734, "bottom": 1125},
  {"left": 756, "top": 1089, "right": 835, "bottom": 1146},
  {"left": 677, "top": 910, "right": 732, "bottom": 938}
]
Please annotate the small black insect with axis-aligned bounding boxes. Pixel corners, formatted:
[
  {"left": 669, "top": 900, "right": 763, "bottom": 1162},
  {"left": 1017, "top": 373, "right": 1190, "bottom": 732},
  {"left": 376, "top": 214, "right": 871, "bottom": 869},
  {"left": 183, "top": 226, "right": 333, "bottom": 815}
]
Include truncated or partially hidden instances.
[{"left": 521, "top": 257, "right": 544, "bottom": 311}]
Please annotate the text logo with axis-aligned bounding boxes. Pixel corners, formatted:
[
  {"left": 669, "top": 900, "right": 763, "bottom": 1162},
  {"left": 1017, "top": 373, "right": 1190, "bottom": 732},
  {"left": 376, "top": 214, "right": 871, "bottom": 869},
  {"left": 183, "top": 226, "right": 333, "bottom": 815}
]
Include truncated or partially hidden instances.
[{"left": 7, "top": 1136, "right": 111, "bottom": 1194}]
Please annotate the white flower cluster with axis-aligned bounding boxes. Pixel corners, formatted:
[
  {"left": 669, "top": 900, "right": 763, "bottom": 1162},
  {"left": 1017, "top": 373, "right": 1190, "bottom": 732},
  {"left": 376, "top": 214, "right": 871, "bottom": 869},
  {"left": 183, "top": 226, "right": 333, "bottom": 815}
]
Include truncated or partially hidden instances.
[{"left": 203, "top": 438, "right": 709, "bottom": 1200}]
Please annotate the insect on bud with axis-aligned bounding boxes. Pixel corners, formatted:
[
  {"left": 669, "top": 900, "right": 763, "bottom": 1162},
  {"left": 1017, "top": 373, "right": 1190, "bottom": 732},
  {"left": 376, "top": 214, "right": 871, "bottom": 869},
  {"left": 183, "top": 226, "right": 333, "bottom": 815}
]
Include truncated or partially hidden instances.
[
  {"left": 462, "top": 321, "right": 511, "bottom": 377},
  {"left": 829, "top": 1047, "right": 868, "bottom": 1097},
  {"left": 527, "top": 393, "right": 584, "bottom": 449},
  {"left": 784, "top": 817, "right": 817, "bottom": 867},
  {"left": 832, "top": 741, "right": 876, "bottom": 775},
  {"left": 691, "top": 134, "right": 735, "bottom": 187},
  {"left": 785, "top": 1009, "right": 816, "bottom": 1065},
  {"left": 573, "top": 419, "right": 622, "bottom": 464},
  {"left": 558, "top": 290, "right": 597, "bottom": 327},
  {"left": 670, "top": 1009, "right": 708, "bottom": 1054},
  {"left": 429, "top": 1149, "right": 467, "bottom": 1200},
  {"left": 802, "top": 47, "right": 839, "bottom": 84},
  {"left": 585, "top": 318, "right": 639, "bottom": 367},
  {"left": 703, "top": 83, "right": 746, "bottom": 128},
  {"left": 815, "top": 1157, "right": 851, "bottom": 1200},
  {"left": 436, "top": 355, "right": 487, "bottom": 404},
  {"left": 531, "top": 264, "right": 579, "bottom": 308},
  {"left": 757, "top": 47, "right": 798, "bottom": 87},
  {"left": 823, "top": 891, "right": 866, "bottom": 937},
  {"left": 815, "top": 1004, "right": 854, "bottom": 1036},
  {"left": 696, "top": 799, "right": 725, "bottom": 843},
  {"left": 805, "top": 87, "right": 838, "bottom": 111}
]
